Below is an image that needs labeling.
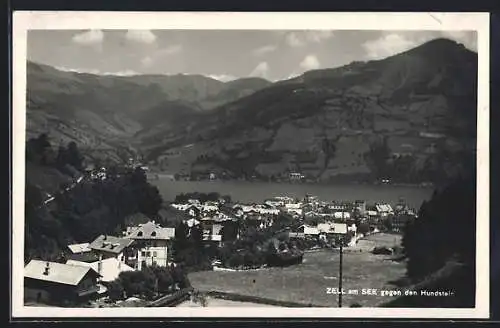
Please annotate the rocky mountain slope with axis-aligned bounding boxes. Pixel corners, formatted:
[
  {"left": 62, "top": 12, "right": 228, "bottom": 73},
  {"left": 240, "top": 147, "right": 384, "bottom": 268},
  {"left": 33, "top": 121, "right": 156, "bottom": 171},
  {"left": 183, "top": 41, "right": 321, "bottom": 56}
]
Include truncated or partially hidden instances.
[{"left": 142, "top": 38, "right": 477, "bottom": 184}]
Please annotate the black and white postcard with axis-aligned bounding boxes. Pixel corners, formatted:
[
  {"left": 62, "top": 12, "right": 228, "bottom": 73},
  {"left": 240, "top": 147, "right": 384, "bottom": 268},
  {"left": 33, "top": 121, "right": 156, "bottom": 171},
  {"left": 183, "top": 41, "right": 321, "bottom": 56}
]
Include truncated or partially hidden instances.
[{"left": 11, "top": 11, "right": 490, "bottom": 319}]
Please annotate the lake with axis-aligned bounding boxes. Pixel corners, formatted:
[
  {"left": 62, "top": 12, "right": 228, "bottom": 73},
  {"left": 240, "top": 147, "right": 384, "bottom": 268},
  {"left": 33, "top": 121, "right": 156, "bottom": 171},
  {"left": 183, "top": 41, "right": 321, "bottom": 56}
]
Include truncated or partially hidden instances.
[{"left": 151, "top": 179, "right": 434, "bottom": 209}]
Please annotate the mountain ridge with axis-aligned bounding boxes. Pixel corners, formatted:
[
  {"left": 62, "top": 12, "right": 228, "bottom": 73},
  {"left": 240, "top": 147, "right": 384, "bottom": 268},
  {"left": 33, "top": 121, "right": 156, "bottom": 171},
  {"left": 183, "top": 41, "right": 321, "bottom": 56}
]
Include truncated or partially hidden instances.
[
  {"left": 26, "top": 38, "right": 477, "bottom": 184},
  {"left": 141, "top": 38, "right": 477, "bottom": 184}
]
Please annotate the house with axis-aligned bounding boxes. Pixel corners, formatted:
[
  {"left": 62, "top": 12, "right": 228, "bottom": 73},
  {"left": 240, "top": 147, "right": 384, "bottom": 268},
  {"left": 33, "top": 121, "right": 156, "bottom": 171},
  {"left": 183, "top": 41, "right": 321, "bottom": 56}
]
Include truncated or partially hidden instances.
[
  {"left": 284, "top": 202, "right": 303, "bottom": 216},
  {"left": 288, "top": 225, "right": 319, "bottom": 239},
  {"left": 123, "top": 221, "right": 176, "bottom": 270},
  {"left": 375, "top": 203, "right": 394, "bottom": 217},
  {"left": 201, "top": 202, "right": 219, "bottom": 213},
  {"left": 67, "top": 243, "right": 92, "bottom": 255},
  {"left": 200, "top": 217, "right": 224, "bottom": 242},
  {"left": 333, "top": 211, "right": 351, "bottom": 220},
  {"left": 66, "top": 257, "right": 135, "bottom": 283},
  {"left": 88, "top": 235, "right": 135, "bottom": 265},
  {"left": 185, "top": 205, "right": 201, "bottom": 218},
  {"left": 24, "top": 260, "right": 102, "bottom": 305},
  {"left": 318, "top": 223, "right": 348, "bottom": 235}
]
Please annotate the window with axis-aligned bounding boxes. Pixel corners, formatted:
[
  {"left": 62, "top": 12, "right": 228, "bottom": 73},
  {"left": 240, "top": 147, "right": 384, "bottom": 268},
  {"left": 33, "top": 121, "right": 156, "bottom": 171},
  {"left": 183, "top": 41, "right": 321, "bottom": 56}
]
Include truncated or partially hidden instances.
[
  {"left": 137, "top": 231, "right": 143, "bottom": 237},
  {"left": 146, "top": 251, "right": 151, "bottom": 257},
  {"left": 152, "top": 251, "right": 157, "bottom": 257},
  {"left": 141, "top": 251, "right": 146, "bottom": 257}
]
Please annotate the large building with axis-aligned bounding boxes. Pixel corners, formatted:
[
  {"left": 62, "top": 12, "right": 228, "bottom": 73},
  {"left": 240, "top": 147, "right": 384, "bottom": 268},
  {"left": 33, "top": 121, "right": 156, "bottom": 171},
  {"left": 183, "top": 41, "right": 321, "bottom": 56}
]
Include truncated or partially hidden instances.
[{"left": 123, "top": 221, "right": 175, "bottom": 270}]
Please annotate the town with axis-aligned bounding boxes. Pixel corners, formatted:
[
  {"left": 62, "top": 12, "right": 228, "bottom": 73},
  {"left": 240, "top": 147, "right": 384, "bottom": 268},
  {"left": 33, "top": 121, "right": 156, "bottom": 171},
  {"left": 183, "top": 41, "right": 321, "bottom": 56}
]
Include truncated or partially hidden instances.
[{"left": 24, "top": 165, "right": 417, "bottom": 308}]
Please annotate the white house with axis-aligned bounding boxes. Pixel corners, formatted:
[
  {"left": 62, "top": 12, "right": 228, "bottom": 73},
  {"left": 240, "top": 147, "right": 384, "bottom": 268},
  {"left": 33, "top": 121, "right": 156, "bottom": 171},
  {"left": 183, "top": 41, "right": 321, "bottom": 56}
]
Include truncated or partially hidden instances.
[
  {"left": 123, "top": 221, "right": 176, "bottom": 271},
  {"left": 333, "top": 211, "right": 351, "bottom": 220},
  {"left": 375, "top": 203, "right": 394, "bottom": 217}
]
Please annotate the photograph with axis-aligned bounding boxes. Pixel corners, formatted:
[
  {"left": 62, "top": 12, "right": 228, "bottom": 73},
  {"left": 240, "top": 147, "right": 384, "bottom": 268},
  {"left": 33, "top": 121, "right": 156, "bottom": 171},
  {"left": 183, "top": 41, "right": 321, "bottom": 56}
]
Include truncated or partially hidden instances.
[{"left": 11, "top": 12, "right": 490, "bottom": 319}]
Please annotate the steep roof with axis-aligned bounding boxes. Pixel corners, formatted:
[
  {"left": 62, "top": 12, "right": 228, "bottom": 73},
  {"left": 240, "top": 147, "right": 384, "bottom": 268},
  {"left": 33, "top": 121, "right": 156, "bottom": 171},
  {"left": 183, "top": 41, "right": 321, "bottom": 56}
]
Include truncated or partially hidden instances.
[
  {"left": 25, "top": 260, "right": 100, "bottom": 286},
  {"left": 124, "top": 221, "right": 175, "bottom": 240},
  {"left": 89, "top": 235, "right": 135, "bottom": 254}
]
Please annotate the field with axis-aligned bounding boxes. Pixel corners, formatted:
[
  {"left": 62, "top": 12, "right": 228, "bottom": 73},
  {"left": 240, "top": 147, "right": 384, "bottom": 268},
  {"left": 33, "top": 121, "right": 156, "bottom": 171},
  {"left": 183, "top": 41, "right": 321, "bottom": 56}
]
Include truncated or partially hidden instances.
[
  {"left": 151, "top": 180, "right": 433, "bottom": 209},
  {"left": 188, "top": 234, "right": 407, "bottom": 307}
]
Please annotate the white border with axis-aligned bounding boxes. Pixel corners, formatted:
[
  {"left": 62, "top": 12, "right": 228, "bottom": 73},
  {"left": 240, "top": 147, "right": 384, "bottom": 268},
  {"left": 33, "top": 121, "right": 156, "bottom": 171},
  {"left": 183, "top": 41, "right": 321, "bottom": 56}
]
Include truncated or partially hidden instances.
[{"left": 11, "top": 11, "right": 490, "bottom": 319}]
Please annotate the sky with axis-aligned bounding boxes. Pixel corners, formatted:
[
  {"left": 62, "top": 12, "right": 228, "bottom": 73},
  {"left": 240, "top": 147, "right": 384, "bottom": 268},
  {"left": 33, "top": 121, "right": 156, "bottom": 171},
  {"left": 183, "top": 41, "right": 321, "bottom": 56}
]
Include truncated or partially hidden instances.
[{"left": 27, "top": 29, "right": 477, "bottom": 82}]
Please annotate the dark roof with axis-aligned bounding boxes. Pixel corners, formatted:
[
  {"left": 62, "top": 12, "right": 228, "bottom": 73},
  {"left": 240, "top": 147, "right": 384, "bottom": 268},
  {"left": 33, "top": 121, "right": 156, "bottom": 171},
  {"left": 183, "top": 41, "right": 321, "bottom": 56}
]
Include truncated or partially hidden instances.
[
  {"left": 89, "top": 235, "right": 134, "bottom": 254},
  {"left": 67, "top": 252, "right": 100, "bottom": 263}
]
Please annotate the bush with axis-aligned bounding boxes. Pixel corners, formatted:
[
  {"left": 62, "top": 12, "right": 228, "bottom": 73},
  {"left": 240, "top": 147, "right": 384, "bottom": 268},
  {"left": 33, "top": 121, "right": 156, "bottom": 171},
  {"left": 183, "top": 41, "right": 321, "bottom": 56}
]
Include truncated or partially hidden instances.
[{"left": 107, "top": 280, "right": 125, "bottom": 302}]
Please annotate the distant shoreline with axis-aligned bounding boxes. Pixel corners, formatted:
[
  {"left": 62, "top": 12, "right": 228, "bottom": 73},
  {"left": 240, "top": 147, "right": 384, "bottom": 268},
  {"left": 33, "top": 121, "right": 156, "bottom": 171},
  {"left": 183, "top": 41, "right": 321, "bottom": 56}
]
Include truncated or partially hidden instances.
[{"left": 148, "top": 174, "right": 435, "bottom": 189}]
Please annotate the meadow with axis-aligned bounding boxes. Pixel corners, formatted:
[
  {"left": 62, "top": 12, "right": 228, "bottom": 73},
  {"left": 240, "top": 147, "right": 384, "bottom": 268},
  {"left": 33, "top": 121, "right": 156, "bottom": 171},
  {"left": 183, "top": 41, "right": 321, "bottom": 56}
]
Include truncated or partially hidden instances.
[{"left": 188, "top": 234, "right": 407, "bottom": 307}]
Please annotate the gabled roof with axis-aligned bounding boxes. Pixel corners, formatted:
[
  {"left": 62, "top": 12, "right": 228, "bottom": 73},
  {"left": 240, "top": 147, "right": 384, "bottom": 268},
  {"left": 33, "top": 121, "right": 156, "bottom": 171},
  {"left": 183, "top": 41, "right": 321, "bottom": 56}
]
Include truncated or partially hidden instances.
[
  {"left": 89, "top": 235, "right": 134, "bottom": 254},
  {"left": 67, "top": 243, "right": 91, "bottom": 254},
  {"left": 124, "top": 221, "right": 175, "bottom": 240},
  {"left": 25, "top": 260, "right": 101, "bottom": 286}
]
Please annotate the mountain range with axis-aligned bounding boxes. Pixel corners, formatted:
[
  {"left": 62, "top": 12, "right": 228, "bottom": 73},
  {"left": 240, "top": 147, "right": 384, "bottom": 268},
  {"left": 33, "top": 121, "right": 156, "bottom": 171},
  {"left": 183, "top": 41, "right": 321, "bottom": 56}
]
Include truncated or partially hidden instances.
[{"left": 26, "top": 38, "right": 477, "bottom": 184}]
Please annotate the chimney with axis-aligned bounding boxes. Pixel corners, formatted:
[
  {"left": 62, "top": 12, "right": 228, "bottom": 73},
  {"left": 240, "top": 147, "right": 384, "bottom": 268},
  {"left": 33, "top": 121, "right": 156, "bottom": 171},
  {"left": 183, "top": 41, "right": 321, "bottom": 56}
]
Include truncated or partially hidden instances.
[
  {"left": 97, "top": 254, "right": 103, "bottom": 274},
  {"left": 43, "top": 262, "right": 50, "bottom": 275}
]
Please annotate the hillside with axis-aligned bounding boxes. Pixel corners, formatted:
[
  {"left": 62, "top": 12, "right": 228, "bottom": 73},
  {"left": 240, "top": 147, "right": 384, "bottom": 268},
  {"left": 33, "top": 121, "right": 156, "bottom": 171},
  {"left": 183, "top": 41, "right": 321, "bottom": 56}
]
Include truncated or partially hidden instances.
[
  {"left": 26, "top": 61, "right": 271, "bottom": 163},
  {"left": 143, "top": 38, "right": 477, "bottom": 184}
]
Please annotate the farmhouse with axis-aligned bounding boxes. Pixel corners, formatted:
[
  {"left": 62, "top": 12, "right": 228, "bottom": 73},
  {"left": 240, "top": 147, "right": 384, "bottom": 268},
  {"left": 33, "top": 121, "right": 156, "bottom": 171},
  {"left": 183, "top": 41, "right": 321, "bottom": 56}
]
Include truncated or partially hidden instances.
[{"left": 24, "top": 260, "right": 102, "bottom": 305}]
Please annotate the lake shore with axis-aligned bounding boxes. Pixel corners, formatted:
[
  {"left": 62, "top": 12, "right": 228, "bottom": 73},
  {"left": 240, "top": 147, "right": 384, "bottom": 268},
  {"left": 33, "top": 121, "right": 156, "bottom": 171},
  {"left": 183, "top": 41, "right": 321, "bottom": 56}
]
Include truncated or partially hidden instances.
[{"left": 150, "top": 179, "right": 433, "bottom": 208}]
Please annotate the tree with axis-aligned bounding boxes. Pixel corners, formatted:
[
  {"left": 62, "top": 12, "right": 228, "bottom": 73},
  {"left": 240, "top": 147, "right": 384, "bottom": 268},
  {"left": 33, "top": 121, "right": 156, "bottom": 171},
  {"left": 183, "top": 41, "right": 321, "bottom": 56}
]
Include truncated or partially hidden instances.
[
  {"left": 66, "top": 141, "right": 84, "bottom": 171},
  {"left": 357, "top": 222, "right": 370, "bottom": 235},
  {"left": 189, "top": 224, "right": 203, "bottom": 248},
  {"left": 383, "top": 215, "right": 394, "bottom": 231},
  {"left": 137, "top": 185, "right": 163, "bottom": 217},
  {"left": 402, "top": 176, "right": 475, "bottom": 282},
  {"left": 366, "top": 136, "right": 390, "bottom": 180},
  {"left": 55, "top": 144, "right": 68, "bottom": 168},
  {"left": 107, "top": 279, "right": 125, "bottom": 302}
]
